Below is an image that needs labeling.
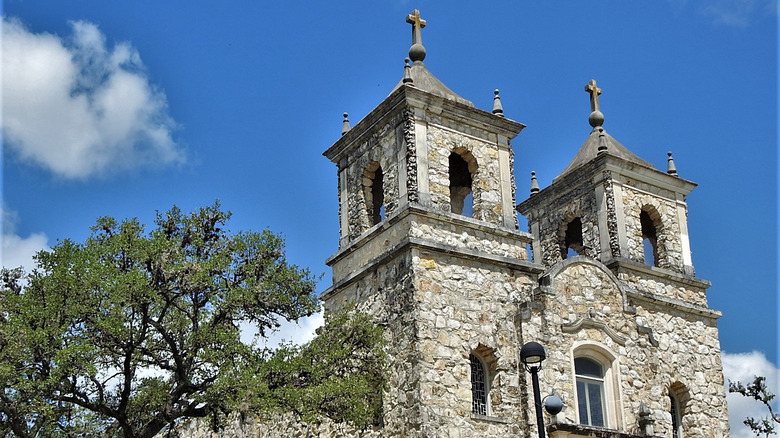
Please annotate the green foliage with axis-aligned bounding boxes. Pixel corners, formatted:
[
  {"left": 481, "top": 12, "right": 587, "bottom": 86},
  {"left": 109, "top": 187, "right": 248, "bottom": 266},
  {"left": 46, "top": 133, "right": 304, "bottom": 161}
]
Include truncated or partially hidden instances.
[
  {"left": 247, "top": 307, "right": 386, "bottom": 429},
  {"left": 0, "top": 203, "right": 321, "bottom": 438},
  {"left": 729, "top": 375, "right": 780, "bottom": 437}
]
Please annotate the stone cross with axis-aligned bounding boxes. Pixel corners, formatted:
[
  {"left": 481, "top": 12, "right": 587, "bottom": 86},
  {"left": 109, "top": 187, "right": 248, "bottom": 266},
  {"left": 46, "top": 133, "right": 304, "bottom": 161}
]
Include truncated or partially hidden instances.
[
  {"left": 406, "top": 9, "right": 426, "bottom": 46},
  {"left": 584, "top": 79, "right": 602, "bottom": 113}
]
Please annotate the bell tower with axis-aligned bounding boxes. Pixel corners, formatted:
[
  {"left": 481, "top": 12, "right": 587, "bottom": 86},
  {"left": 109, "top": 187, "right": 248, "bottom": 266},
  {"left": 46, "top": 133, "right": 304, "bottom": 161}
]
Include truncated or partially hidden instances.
[
  {"left": 322, "top": 10, "right": 540, "bottom": 436},
  {"left": 516, "top": 81, "right": 730, "bottom": 437},
  {"left": 517, "top": 79, "right": 699, "bottom": 276}
]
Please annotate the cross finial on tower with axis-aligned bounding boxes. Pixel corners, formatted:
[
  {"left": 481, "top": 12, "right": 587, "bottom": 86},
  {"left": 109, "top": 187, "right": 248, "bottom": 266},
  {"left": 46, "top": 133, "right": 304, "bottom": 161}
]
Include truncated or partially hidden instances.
[
  {"left": 585, "top": 79, "right": 602, "bottom": 113},
  {"left": 406, "top": 9, "right": 427, "bottom": 63},
  {"left": 585, "top": 79, "right": 605, "bottom": 128}
]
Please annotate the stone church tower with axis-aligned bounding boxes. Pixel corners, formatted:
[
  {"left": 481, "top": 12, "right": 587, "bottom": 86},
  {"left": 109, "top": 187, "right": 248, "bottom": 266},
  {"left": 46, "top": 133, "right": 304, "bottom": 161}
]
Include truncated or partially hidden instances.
[{"left": 322, "top": 10, "right": 730, "bottom": 438}]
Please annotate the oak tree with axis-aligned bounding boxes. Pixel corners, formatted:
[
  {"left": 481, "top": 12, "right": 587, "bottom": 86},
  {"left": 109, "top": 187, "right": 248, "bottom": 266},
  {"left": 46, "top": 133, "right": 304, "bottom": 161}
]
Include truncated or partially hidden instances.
[{"left": 0, "top": 203, "right": 322, "bottom": 437}]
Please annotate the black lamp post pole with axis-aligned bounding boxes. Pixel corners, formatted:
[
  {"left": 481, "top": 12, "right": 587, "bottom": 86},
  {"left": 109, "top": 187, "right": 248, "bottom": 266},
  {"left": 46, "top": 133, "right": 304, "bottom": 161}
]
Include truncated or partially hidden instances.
[
  {"left": 520, "top": 341, "right": 548, "bottom": 438},
  {"left": 530, "top": 366, "right": 545, "bottom": 438}
]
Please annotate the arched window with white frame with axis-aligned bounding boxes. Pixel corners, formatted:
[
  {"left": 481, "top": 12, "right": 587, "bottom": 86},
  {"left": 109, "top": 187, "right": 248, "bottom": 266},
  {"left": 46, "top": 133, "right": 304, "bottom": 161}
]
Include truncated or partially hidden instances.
[
  {"left": 572, "top": 343, "right": 622, "bottom": 429},
  {"left": 575, "top": 357, "right": 606, "bottom": 426}
]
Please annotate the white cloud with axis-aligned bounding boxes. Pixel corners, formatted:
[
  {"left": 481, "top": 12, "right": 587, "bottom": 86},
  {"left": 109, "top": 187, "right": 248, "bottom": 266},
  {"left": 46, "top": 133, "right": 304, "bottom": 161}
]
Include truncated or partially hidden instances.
[
  {"left": 240, "top": 311, "right": 325, "bottom": 350},
  {"left": 2, "top": 17, "right": 183, "bottom": 179},
  {"left": 723, "top": 351, "right": 780, "bottom": 437},
  {"left": 1, "top": 206, "right": 50, "bottom": 273}
]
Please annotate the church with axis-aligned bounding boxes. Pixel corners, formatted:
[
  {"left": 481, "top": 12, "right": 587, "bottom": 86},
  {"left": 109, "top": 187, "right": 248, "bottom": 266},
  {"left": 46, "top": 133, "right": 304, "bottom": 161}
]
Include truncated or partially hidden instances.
[{"left": 320, "top": 9, "right": 731, "bottom": 437}]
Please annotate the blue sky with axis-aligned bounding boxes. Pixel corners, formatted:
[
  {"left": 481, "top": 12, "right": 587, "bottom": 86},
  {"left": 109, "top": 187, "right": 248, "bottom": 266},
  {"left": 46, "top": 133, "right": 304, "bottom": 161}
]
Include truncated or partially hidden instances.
[{"left": 1, "top": 1, "right": 777, "bottom": 434}]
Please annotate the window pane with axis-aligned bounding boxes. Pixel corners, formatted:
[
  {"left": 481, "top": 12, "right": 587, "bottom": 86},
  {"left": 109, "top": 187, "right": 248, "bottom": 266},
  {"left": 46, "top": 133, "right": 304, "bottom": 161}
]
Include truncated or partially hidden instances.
[
  {"left": 587, "top": 382, "right": 605, "bottom": 426},
  {"left": 671, "top": 395, "right": 680, "bottom": 438},
  {"left": 575, "top": 357, "right": 603, "bottom": 378},
  {"left": 577, "top": 380, "right": 588, "bottom": 423},
  {"left": 470, "top": 354, "right": 487, "bottom": 415}
]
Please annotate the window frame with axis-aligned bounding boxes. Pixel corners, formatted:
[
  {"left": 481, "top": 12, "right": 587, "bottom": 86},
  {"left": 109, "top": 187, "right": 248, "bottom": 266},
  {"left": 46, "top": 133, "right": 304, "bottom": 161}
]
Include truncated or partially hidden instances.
[
  {"left": 575, "top": 357, "right": 607, "bottom": 427},
  {"left": 571, "top": 342, "right": 623, "bottom": 430},
  {"left": 469, "top": 353, "right": 489, "bottom": 416}
]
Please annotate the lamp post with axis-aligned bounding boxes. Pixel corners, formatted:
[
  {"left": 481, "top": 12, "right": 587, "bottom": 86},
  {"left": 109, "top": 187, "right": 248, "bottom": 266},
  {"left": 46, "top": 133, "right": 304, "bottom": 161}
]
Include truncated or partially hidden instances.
[{"left": 521, "top": 341, "right": 547, "bottom": 438}]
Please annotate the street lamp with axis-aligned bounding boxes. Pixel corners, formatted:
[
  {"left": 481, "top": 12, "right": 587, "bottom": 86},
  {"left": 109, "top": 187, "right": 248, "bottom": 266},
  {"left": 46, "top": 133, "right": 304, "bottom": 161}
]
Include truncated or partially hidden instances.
[{"left": 521, "top": 341, "right": 547, "bottom": 438}]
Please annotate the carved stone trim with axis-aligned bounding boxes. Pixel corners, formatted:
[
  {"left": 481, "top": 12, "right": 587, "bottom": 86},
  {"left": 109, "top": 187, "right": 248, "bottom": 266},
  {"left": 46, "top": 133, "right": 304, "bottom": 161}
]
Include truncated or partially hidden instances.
[
  {"left": 603, "top": 170, "right": 621, "bottom": 257},
  {"left": 403, "top": 106, "right": 419, "bottom": 204},
  {"left": 561, "top": 317, "right": 628, "bottom": 345},
  {"left": 509, "top": 141, "right": 518, "bottom": 229}
]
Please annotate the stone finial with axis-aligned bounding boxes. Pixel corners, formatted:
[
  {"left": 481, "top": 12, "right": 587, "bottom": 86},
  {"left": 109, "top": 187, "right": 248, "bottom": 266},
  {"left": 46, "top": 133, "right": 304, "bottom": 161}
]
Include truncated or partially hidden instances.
[
  {"left": 585, "top": 79, "right": 605, "bottom": 128},
  {"left": 597, "top": 127, "right": 608, "bottom": 154},
  {"left": 638, "top": 402, "right": 655, "bottom": 436},
  {"left": 492, "top": 89, "right": 504, "bottom": 117},
  {"left": 406, "top": 9, "right": 427, "bottom": 63},
  {"left": 530, "top": 171, "right": 540, "bottom": 195},
  {"left": 667, "top": 151, "right": 678, "bottom": 176},
  {"left": 341, "top": 113, "right": 350, "bottom": 136},
  {"left": 403, "top": 58, "right": 413, "bottom": 84}
]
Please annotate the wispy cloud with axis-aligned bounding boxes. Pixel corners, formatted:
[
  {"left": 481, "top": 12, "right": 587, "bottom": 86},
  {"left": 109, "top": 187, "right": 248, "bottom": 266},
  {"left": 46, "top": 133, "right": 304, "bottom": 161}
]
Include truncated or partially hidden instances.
[
  {"left": 722, "top": 351, "right": 780, "bottom": 437},
  {"left": 2, "top": 17, "right": 183, "bottom": 180},
  {"left": 1, "top": 206, "right": 50, "bottom": 273},
  {"left": 699, "top": 0, "right": 776, "bottom": 27}
]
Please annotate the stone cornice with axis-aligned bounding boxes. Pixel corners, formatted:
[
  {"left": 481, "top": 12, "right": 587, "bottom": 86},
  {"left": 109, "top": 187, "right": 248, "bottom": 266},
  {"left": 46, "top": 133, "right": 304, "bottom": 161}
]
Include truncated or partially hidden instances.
[
  {"left": 517, "top": 153, "right": 697, "bottom": 215},
  {"left": 326, "top": 204, "right": 534, "bottom": 266},
  {"left": 321, "top": 233, "right": 543, "bottom": 300},
  {"left": 604, "top": 258, "right": 711, "bottom": 290},
  {"left": 624, "top": 287, "right": 722, "bottom": 320},
  {"left": 323, "top": 85, "right": 525, "bottom": 165}
]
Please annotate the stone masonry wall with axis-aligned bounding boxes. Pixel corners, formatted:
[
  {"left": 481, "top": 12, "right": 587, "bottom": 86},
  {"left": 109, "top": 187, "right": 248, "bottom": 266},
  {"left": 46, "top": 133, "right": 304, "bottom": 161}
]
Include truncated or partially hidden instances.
[
  {"left": 522, "top": 260, "right": 729, "bottom": 437},
  {"left": 410, "top": 249, "right": 536, "bottom": 437},
  {"left": 344, "top": 116, "right": 402, "bottom": 241},
  {"left": 529, "top": 184, "right": 600, "bottom": 267},
  {"left": 620, "top": 185, "right": 684, "bottom": 272},
  {"left": 425, "top": 124, "right": 507, "bottom": 225}
]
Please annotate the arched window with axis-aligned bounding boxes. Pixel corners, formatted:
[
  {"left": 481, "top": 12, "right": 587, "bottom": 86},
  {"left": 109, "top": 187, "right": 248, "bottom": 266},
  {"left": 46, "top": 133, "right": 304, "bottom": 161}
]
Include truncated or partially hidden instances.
[
  {"left": 669, "top": 382, "right": 689, "bottom": 437},
  {"left": 449, "top": 150, "right": 475, "bottom": 216},
  {"left": 640, "top": 210, "right": 658, "bottom": 266},
  {"left": 469, "top": 353, "right": 488, "bottom": 415},
  {"left": 572, "top": 344, "right": 621, "bottom": 429},
  {"left": 562, "top": 217, "right": 584, "bottom": 259},
  {"left": 670, "top": 394, "right": 682, "bottom": 437},
  {"left": 363, "top": 162, "right": 384, "bottom": 225},
  {"left": 575, "top": 357, "right": 606, "bottom": 427}
]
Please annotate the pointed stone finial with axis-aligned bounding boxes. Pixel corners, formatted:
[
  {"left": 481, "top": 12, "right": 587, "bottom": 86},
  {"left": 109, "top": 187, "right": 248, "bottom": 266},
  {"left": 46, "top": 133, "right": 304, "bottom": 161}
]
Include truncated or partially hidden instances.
[
  {"left": 530, "top": 171, "right": 540, "bottom": 195},
  {"left": 406, "top": 9, "right": 427, "bottom": 63},
  {"left": 341, "top": 113, "right": 350, "bottom": 136},
  {"left": 597, "top": 127, "right": 608, "bottom": 154},
  {"left": 403, "top": 58, "right": 413, "bottom": 84},
  {"left": 585, "top": 79, "right": 605, "bottom": 128},
  {"left": 667, "top": 151, "right": 678, "bottom": 176},
  {"left": 492, "top": 89, "right": 504, "bottom": 117}
]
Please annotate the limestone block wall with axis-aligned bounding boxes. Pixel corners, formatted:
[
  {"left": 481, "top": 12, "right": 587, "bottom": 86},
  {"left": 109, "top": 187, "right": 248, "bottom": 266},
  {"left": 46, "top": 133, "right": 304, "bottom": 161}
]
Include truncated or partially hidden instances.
[
  {"left": 620, "top": 185, "right": 685, "bottom": 271},
  {"left": 325, "top": 251, "right": 426, "bottom": 436},
  {"left": 521, "top": 260, "right": 729, "bottom": 437},
  {"left": 410, "top": 249, "right": 536, "bottom": 437},
  {"left": 635, "top": 305, "right": 729, "bottom": 437},
  {"left": 617, "top": 271, "right": 709, "bottom": 307},
  {"left": 425, "top": 123, "right": 509, "bottom": 226},
  {"left": 172, "top": 413, "right": 382, "bottom": 438},
  {"left": 329, "top": 209, "right": 531, "bottom": 286},
  {"left": 409, "top": 214, "right": 530, "bottom": 261}
]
